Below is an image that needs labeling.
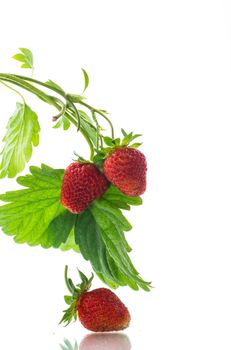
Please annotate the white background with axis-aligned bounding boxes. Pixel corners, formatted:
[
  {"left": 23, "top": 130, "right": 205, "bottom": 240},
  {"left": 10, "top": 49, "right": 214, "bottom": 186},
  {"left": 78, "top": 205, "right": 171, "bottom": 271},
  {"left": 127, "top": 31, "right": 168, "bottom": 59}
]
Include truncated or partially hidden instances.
[{"left": 0, "top": 1, "right": 231, "bottom": 349}]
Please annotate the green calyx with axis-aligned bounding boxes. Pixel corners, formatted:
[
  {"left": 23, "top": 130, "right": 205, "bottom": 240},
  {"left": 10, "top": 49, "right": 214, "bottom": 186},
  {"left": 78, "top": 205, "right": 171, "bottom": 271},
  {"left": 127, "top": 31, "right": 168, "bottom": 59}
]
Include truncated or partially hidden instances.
[
  {"left": 93, "top": 128, "right": 143, "bottom": 166},
  {"left": 60, "top": 266, "right": 94, "bottom": 326}
]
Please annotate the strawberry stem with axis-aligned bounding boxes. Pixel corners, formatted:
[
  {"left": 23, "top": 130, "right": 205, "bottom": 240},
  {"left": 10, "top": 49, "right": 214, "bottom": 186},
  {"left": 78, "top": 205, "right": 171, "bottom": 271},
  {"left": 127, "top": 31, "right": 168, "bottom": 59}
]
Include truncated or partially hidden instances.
[
  {"left": 61, "top": 267, "right": 94, "bottom": 326},
  {"left": 0, "top": 72, "right": 115, "bottom": 160},
  {"left": 0, "top": 80, "right": 26, "bottom": 104},
  {"left": 80, "top": 100, "right": 115, "bottom": 139},
  {"left": 0, "top": 73, "right": 96, "bottom": 160},
  {"left": 64, "top": 266, "right": 74, "bottom": 294}
]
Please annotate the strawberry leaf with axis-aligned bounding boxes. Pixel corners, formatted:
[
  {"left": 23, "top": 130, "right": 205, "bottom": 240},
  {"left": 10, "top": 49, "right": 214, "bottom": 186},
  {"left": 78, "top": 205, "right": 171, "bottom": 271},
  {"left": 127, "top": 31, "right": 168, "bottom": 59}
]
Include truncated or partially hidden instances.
[
  {"left": 103, "top": 185, "right": 143, "bottom": 208},
  {"left": 67, "top": 94, "right": 86, "bottom": 103},
  {"left": 0, "top": 103, "right": 40, "bottom": 178},
  {"left": 12, "top": 48, "right": 33, "bottom": 69},
  {"left": 53, "top": 116, "right": 71, "bottom": 130},
  {"left": 81, "top": 68, "right": 89, "bottom": 93},
  {"left": 78, "top": 110, "right": 98, "bottom": 146},
  {"left": 45, "top": 79, "right": 65, "bottom": 93},
  {"left": 0, "top": 164, "right": 78, "bottom": 251},
  {"left": 76, "top": 186, "right": 151, "bottom": 291},
  {"left": 103, "top": 136, "right": 114, "bottom": 147},
  {"left": 60, "top": 229, "right": 80, "bottom": 252}
]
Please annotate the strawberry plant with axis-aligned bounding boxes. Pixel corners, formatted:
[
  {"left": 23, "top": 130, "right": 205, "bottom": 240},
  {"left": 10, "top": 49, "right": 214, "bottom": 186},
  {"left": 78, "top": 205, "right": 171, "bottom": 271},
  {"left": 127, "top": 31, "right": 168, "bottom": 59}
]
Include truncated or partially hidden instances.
[{"left": 0, "top": 48, "right": 152, "bottom": 327}]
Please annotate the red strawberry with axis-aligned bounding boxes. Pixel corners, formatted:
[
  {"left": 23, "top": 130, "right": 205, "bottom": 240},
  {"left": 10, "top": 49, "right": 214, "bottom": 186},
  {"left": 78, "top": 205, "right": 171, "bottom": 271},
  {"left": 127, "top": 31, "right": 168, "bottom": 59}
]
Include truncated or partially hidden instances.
[
  {"left": 61, "top": 162, "right": 108, "bottom": 214},
  {"left": 103, "top": 147, "right": 147, "bottom": 196},
  {"left": 60, "top": 268, "right": 131, "bottom": 332},
  {"left": 78, "top": 288, "right": 130, "bottom": 332}
]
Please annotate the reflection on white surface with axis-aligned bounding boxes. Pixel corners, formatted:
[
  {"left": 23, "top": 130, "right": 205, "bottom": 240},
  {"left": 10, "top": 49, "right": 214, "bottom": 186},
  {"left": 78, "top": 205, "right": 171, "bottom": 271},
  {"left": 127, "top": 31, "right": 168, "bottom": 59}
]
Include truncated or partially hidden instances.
[
  {"left": 79, "top": 333, "right": 131, "bottom": 350},
  {"left": 60, "top": 338, "right": 78, "bottom": 350}
]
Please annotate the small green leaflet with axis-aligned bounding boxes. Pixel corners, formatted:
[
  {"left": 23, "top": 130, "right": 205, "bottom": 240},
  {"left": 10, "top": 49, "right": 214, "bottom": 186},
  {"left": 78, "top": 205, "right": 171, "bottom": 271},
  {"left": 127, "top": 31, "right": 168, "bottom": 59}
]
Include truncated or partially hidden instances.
[
  {"left": 79, "top": 110, "right": 98, "bottom": 146},
  {"left": 0, "top": 103, "right": 40, "bottom": 178},
  {"left": 76, "top": 187, "right": 151, "bottom": 291},
  {"left": 52, "top": 109, "right": 97, "bottom": 140},
  {"left": 0, "top": 164, "right": 77, "bottom": 250},
  {"left": 60, "top": 228, "right": 79, "bottom": 252},
  {"left": 53, "top": 116, "right": 71, "bottom": 131},
  {"left": 45, "top": 79, "right": 65, "bottom": 93},
  {"left": 81, "top": 68, "right": 89, "bottom": 93},
  {"left": 12, "top": 48, "right": 34, "bottom": 69}
]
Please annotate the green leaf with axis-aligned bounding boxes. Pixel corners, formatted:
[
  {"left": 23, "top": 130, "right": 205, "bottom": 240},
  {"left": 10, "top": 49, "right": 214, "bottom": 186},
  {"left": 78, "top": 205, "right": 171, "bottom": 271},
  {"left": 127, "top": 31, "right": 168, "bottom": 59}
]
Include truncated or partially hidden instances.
[
  {"left": 103, "top": 136, "right": 114, "bottom": 147},
  {"left": 0, "top": 164, "right": 78, "bottom": 251},
  {"left": 41, "top": 210, "right": 76, "bottom": 248},
  {"left": 12, "top": 48, "right": 33, "bottom": 69},
  {"left": 64, "top": 296, "right": 73, "bottom": 305},
  {"left": 53, "top": 116, "right": 71, "bottom": 130},
  {"left": 79, "top": 110, "right": 98, "bottom": 146},
  {"left": 121, "top": 130, "right": 142, "bottom": 146},
  {"left": 60, "top": 299, "right": 78, "bottom": 326},
  {"left": 0, "top": 103, "right": 40, "bottom": 178},
  {"left": 81, "top": 68, "right": 89, "bottom": 93},
  {"left": 76, "top": 209, "right": 116, "bottom": 285},
  {"left": 130, "top": 142, "right": 142, "bottom": 148},
  {"left": 45, "top": 79, "right": 65, "bottom": 93},
  {"left": 67, "top": 94, "right": 86, "bottom": 103},
  {"left": 114, "top": 138, "right": 121, "bottom": 146},
  {"left": 75, "top": 186, "right": 151, "bottom": 291},
  {"left": 60, "top": 228, "right": 80, "bottom": 252},
  {"left": 103, "top": 185, "right": 143, "bottom": 208}
]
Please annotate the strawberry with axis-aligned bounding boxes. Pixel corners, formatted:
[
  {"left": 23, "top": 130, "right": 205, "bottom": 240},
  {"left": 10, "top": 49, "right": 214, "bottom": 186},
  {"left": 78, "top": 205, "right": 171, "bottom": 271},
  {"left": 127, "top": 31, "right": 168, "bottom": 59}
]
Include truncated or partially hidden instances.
[
  {"left": 103, "top": 147, "right": 147, "bottom": 196},
  {"left": 60, "top": 267, "right": 131, "bottom": 332},
  {"left": 78, "top": 288, "right": 130, "bottom": 332},
  {"left": 61, "top": 162, "right": 108, "bottom": 214}
]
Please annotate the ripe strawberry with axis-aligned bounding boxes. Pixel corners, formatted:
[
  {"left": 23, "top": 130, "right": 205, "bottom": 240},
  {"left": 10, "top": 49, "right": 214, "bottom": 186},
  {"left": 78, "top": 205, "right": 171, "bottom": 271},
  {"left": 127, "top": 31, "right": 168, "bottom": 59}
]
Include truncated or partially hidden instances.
[
  {"left": 61, "top": 162, "right": 108, "bottom": 214},
  {"left": 103, "top": 147, "right": 147, "bottom": 196},
  {"left": 78, "top": 288, "right": 130, "bottom": 332},
  {"left": 60, "top": 268, "right": 131, "bottom": 332}
]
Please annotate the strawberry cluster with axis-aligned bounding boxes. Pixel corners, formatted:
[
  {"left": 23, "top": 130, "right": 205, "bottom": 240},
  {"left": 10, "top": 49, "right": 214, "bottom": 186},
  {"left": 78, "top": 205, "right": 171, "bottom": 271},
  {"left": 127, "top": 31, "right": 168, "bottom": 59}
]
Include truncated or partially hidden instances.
[{"left": 61, "top": 131, "right": 147, "bottom": 214}]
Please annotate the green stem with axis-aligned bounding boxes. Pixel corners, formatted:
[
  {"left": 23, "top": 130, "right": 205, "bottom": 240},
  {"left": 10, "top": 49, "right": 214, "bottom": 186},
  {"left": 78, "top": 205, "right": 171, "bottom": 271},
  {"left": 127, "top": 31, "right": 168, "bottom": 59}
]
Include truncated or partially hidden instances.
[
  {"left": 12, "top": 74, "right": 66, "bottom": 96},
  {"left": 92, "top": 110, "right": 99, "bottom": 151},
  {"left": 49, "top": 96, "right": 67, "bottom": 120},
  {"left": 11, "top": 74, "right": 85, "bottom": 134},
  {"left": 80, "top": 100, "right": 114, "bottom": 139},
  {"left": 13, "top": 74, "right": 82, "bottom": 130},
  {"left": 67, "top": 99, "right": 81, "bottom": 131},
  {"left": 1, "top": 73, "right": 115, "bottom": 139},
  {"left": 64, "top": 266, "right": 73, "bottom": 294},
  {"left": 0, "top": 73, "right": 55, "bottom": 105},
  {"left": 0, "top": 80, "right": 26, "bottom": 104},
  {"left": 80, "top": 127, "right": 95, "bottom": 161},
  {"left": 0, "top": 73, "right": 101, "bottom": 160}
]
